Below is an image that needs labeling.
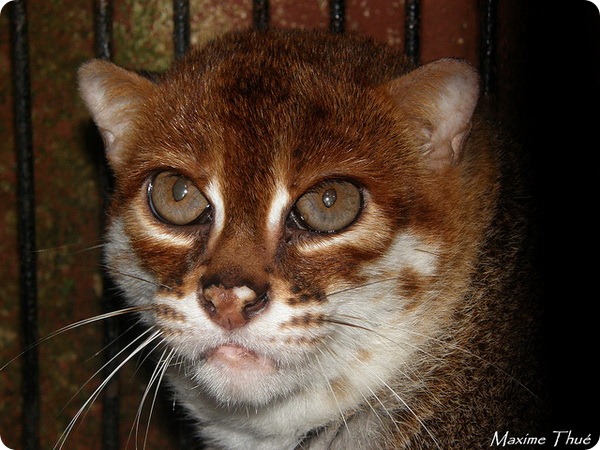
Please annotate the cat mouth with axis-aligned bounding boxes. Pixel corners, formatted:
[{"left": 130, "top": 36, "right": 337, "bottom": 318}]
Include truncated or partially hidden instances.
[{"left": 206, "top": 344, "right": 277, "bottom": 374}]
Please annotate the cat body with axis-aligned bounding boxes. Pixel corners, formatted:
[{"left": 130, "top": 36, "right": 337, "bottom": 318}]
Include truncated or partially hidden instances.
[{"left": 79, "top": 30, "right": 540, "bottom": 449}]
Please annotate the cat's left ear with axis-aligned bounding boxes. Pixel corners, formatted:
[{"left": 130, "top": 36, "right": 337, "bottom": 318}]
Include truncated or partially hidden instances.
[
  {"left": 378, "top": 59, "right": 479, "bottom": 170},
  {"left": 78, "top": 60, "right": 157, "bottom": 169}
]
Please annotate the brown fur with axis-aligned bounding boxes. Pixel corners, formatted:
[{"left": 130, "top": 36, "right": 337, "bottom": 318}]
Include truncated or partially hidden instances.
[{"left": 79, "top": 29, "right": 544, "bottom": 449}]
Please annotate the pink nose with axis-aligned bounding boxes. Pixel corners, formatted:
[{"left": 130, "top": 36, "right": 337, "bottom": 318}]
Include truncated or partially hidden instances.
[{"left": 200, "top": 284, "right": 269, "bottom": 330}]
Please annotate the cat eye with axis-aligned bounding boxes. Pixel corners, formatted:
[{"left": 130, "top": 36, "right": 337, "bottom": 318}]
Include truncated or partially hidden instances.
[
  {"left": 148, "top": 171, "right": 211, "bottom": 225},
  {"left": 290, "top": 180, "right": 362, "bottom": 233}
]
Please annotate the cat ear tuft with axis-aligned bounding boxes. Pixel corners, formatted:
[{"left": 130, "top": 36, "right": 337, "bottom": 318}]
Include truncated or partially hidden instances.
[
  {"left": 78, "top": 60, "right": 156, "bottom": 168},
  {"left": 381, "top": 59, "right": 479, "bottom": 170}
]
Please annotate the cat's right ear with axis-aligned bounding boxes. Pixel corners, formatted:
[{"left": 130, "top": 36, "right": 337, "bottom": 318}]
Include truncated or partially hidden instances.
[{"left": 78, "top": 60, "right": 157, "bottom": 169}]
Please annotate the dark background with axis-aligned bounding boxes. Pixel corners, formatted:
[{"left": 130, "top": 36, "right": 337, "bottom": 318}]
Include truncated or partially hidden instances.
[{"left": 525, "top": 1, "right": 599, "bottom": 441}]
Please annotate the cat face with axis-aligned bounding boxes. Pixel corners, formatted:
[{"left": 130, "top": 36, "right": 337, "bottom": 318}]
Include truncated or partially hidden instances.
[{"left": 79, "top": 30, "right": 485, "bottom": 417}]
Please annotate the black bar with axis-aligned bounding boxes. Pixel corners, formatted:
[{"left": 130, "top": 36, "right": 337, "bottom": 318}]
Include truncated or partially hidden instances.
[
  {"left": 329, "top": 0, "right": 345, "bottom": 33},
  {"left": 94, "top": 0, "right": 112, "bottom": 61},
  {"left": 173, "top": 0, "right": 190, "bottom": 59},
  {"left": 480, "top": 0, "right": 497, "bottom": 97},
  {"left": 253, "top": 0, "right": 269, "bottom": 31},
  {"left": 404, "top": 0, "right": 420, "bottom": 65},
  {"left": 10, "top": 1, "right": 39, "bottom": 449},
  {"left": 92, "top": 2, "right": 120, "bottom": 450}
]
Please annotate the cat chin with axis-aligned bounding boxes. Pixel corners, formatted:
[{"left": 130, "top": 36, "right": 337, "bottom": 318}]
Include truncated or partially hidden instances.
[{"left": 189, "top": 344, "right": 293, "bottom": 406}]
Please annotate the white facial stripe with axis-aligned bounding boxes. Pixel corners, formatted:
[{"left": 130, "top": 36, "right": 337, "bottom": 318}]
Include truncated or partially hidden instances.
[
  {"left": 295, "top": 203, "right": 389, "bottom": 254},
  {"left": 267, "top": 183, "right": 291, "bottom": 233},
  {"left": 205, "top": 179, "right": 225, "bottom": 238},
  {"left": 136, "top": 208, "right": 196, "bottom": 247}
]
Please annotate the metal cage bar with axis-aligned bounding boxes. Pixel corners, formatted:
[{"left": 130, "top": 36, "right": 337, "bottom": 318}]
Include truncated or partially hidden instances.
[
  {"left": 253, "top": 0, "right": 269, "bottom": 31},
  {"left": 173, "top": 0, "right": 191, "bottom": 58},
  {"left": 330, "top": 0, "right": 345, "bottom": 33},
  {"left": 480, "top": 0, "right": 497, "bottom": 97},
  {"left": 10, "top": 1, "right": 40, "bottom": 449},
  {"left": 404, "top": 0, "right": 420, "bottom": 65},
  {"left": 91, "top": 1, "right": 122, "bottom": 449},
  {"left": 94, "top": 0, "right": 112, "bottom": 61}
]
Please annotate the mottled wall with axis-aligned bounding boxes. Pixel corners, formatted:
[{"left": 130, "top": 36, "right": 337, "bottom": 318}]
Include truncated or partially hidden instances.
[{"left": 1, "top": 0, "right": 597, "bottom": 449}]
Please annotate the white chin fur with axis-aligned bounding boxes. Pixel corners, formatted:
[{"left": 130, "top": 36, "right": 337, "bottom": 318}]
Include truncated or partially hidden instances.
[{"left": 189, "top": 356, "right": 293, "bottom": 407}]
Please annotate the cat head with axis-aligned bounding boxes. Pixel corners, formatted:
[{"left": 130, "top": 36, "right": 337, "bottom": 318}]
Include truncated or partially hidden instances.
[{"left": 78, "top": 30, "right": 491, "bottom": 415}]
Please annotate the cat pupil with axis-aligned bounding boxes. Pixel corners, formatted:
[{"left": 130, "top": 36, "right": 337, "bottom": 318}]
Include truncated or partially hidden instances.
[
  {"left": 172, "top": 177, "right": 188, "bottom": 202},
  {"left": 322, "top": 189, "right": 337, "bottom": 208}
]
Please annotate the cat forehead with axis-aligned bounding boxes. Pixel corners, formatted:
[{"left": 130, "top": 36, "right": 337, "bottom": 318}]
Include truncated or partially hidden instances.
[
  {"left": 141, "top": 81, "right": 400, "bottom": 189},
  {"left": 166, "top": 30, "right": 408, "bottom": 88},
  {"left": 150, "top": 32, "right": 408, "bottom": 134},
  {"left": 128, "top": 33, "right": 415, "bottom": 182}
]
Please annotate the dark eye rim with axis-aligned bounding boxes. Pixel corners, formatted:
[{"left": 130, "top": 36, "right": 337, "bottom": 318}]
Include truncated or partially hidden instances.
[
  {"left": 146, "top": 171, "right": 213, "bottom": 226},
  {"left": 286, "top": 178, "right": 365, "bottom": 234}
]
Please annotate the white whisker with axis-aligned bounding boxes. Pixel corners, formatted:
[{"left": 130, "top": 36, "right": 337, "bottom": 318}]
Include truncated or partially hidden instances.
[
  {"left": 1, "top": 306, "right": 152, "bottom": 373},
  {"left": 337, "top": 312, "right": 539, "bottom": 401},
  {"left": 144, "top": 348, "right": 176, "bottom": 449},
  {"left": 372, "top": 371, "right": 441, "bottom": 449},
  {"left": 101, "top": 265, "right": 173, "bottom": 291},
  {"left": 34, "top": 242, "right": 106, "bottom": 255},
  {"left": 129, "top": 343, "right": 166, "bottom": 449},
  {"left": 129, "top": 339, "right": 172, "bottom": 449},
  {"left": 57, "top": 326, "right": 159, "bottom": 420},
  {"left": 323, "top": 313, "right": 443, "bottom": 364},
  {"left": 54, "top": 329, "right": 163, "bottom": 450}
]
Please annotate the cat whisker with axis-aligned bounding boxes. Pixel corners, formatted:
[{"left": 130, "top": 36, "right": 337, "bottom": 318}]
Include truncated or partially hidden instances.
[
  {"left": 319, "top": 337, "right": 392, "bottom": 432},
  {"left": 34, "top": 241, "right": 106, "bottom": 255},
  {"left": 0, "top": 305, "right": 153, "bottom": 373},
  {"left": 81, "top": 320, "right": 143, "bottom": 365},
  {"left": 336, "top": 312, "right": 540, "bottom": 401},
  {"left": 320, "top": 318, "right": 450, "bottom": 420},
  {"left": 325, "top": 276, "right": 404, "bottom": 299},
  {"left": 54, "top": 328, "right": 164, "bottom": 450},
  {"left": 341, "top": 348, "right": 403, "bottom": 438},
  {"left": 414, "top": 247, "right": 442, "bottom": 257},
  {"left": 125, "top": 332, "right": 167, "bottom": 388},
  {"left": 315, "top": 335, "right": 417, "bottom": 445},
  {"left": 322, "top": 314, "right": 444, "bottom": 365},
  {"left": 131, "top": 344, "right": 168, "bottom": 446},
  {"left": 340, "top": 338, "right": 439, "bottom": 448},
  {"left": 319, "top": 317, "right": 374, "bottom": 333},
  {"left": 371, "top": 369, "right": 441, "bottom": 449},
  {"left": 325, "top": 273, "right": 440, "bottom": 304},
  {"left": 101, "top": 264, "right": 174, "bottom": 291},
  {"left": 57, "top": 326, "right": 159, "bottom": 419},
  {"left": 129, "top": 346, "right": 175, "bottom": 450},
  {"left": 145, "top": 349, "right": 176, "bottom": 449}
]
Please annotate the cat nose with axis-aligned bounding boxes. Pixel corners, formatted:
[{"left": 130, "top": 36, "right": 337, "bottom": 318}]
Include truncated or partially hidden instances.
[{"left": 200, "top": 284, "right": 269, "bottom": 330}]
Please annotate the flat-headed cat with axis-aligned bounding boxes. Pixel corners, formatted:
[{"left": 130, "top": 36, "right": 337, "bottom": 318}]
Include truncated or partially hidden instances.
[{"left": 78, "top": 29, "right": 542, "bottom": 449}]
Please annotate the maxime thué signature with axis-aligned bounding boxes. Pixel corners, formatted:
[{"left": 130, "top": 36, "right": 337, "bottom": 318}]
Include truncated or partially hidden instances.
[{"left": 492, "top": 431, "right": 599, "bottom": 448}]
